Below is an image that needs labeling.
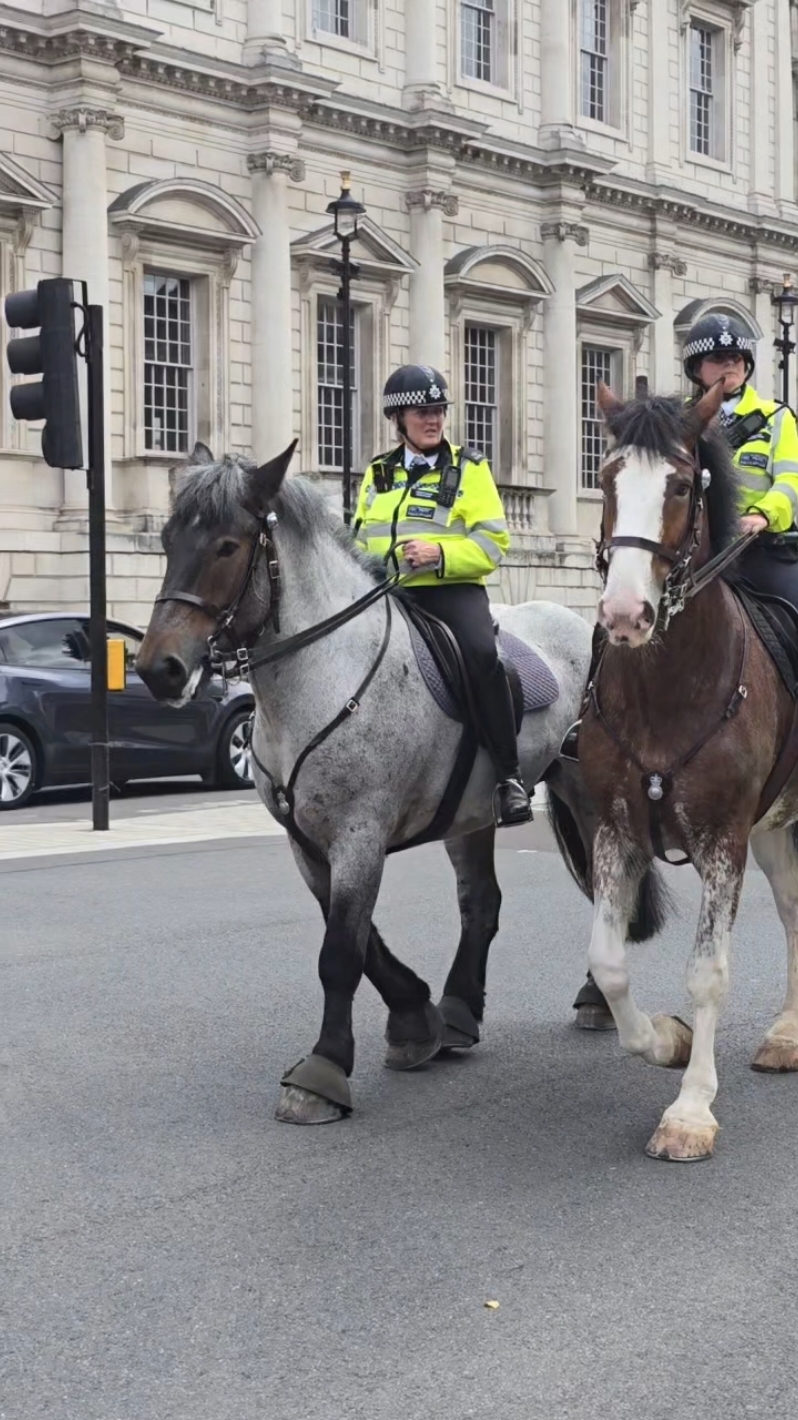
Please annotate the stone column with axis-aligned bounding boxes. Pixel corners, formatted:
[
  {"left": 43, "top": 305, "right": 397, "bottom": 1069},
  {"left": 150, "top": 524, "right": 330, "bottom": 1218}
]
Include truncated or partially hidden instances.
[
  {"left": 404, "top": 0, "right": 448, "bottom": 108},
  {"left": 776, "top": 0, "right": 796, "bottom": 214},
  {"left": 245, "top": 0, "right": 299, "bottom": 66},
  {"left": 247, "top": 152, "right": 305, "bottom": 458},
  {"left": 50, "top": 106, "right": 123, "bottom": 517},
  {"left": 406, "top": 190, "right": 457, "bottom": 371},
  {"left": 539, "top": 0, "right": 583, "bottom": 149},
  {"left": 648, "top": 251, "right": 685, "bottom": 393},
  {"left": 647, "top": 0, "right": 671, "bottom": 182},
  {"left": 750, "top": 274, "right": 778, "bottom": 398},
  {"left": 541, "top": 220, "right": 588, "bottom": 538},
  {"left": 749, "top": 3, "right": 777, "bottom": 214}
]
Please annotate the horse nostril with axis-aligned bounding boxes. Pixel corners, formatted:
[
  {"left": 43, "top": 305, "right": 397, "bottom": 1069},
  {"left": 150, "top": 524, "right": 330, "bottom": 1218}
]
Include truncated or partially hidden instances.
[
  {"left": 162, "top": 654, "right": 188, "bottom": 690},
  {"left": 639, "top": 602, "right": 655, "bottom": 629}
]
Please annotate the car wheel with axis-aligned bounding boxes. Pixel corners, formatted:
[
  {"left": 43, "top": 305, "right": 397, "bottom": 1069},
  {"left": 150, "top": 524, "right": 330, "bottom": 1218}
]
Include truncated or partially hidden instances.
[
  {"left": 215, "top": 709, "right": 255, "bottom": 789},
  {"left": 0, "top": 721, "right": 38, "bottom": 810}
]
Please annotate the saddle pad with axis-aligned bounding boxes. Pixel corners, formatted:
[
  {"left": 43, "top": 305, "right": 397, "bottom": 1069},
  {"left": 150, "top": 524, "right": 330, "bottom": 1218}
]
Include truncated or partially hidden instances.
[
  {"left": 408, "top": 621, "right": 559, "bottom": 722},
  {"left": 734, "top": 583, "right": 798, "bottom": 698}
]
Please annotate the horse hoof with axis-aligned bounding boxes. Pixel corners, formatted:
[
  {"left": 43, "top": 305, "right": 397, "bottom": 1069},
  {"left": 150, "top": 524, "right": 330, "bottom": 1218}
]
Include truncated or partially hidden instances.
[
  {"left": 436, "top": 995, "right": 481, "bottom": 1051},
  {"left": 645, "top": 1119, "right": 717, "bottom": 1162},
  {"left": 275, "top": 1085, "right": 347, "bottom": 1125},
  {"left": 751, "top": 1037, "right": 798, "bottom": 1072},
  {"left": 384, "top": 1002, "right": 443, "bottom": 1071},
  {"left": 277, "top": 1053, "right": 352, "bottom": 1121},
  {"left": 574, "top": 1003, "right": 617, "bottom": 1032},
  {"left": 650, "top": 1014, "right": 693, "bottom": 1068}
]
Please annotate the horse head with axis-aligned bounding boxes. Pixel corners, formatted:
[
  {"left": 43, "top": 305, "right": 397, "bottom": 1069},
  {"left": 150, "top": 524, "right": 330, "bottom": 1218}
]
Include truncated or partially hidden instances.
[
  {"left": 136, "top": 440, "right": 297, "bottom": 704},
  {"left": 594, "top": 380, "right": 727, "bottom": 647}
]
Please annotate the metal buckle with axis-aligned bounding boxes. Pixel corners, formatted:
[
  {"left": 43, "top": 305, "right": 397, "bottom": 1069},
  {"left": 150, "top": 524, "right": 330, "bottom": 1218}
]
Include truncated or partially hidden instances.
[
  {"left": 346, "top": 699, "right": 359, "bottom": 714},
  {"left": 236, "top": 647, "right": 250, "bottom": 682}
]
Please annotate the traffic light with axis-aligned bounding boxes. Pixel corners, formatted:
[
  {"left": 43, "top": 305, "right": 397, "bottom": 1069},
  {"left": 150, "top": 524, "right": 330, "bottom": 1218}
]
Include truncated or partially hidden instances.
[{"left": 5, "top": 278, "right": 83, "bottom": 469}]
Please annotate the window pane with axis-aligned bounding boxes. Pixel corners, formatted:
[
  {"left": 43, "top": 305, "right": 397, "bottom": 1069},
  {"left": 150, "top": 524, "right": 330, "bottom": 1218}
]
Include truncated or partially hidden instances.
[
  {"left": 581, "top": 347, "right": 614, "bottom": 491},
  {"left": 144, "top": 273, "right": 192, "bottom": 455},
  {"left": 464, "top": 325, "right": 497, "bottom": 465},
  {"left": 0, "top": 618, "right": 88, "bottom": 669},
  {"left": 689, "top": 24, "right": 714, "bottom": 156},
  {"left": 313, "top": 0, "right": 350, "bottom": 38},
  {"left": 316, "top": 296, "right": 358, "bottom": 469},
  {"left": 462, "top": 0, "right": 494, "bottom": 83},
  {"left": 580, "top": 0, "right": 608, "bottom": 121}
]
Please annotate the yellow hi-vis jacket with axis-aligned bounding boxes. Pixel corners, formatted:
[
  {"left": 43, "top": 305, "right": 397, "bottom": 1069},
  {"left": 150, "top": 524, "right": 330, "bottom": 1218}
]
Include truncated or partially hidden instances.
[
  {"left": 353, "top": 440, "right": 510, "bottom": 586},
  {"left": 730, "top": 385, "right": 798, "bottom": 532}
]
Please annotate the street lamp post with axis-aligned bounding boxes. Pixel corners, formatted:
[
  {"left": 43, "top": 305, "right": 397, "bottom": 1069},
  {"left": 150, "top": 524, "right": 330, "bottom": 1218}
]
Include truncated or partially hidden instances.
[
  {"left": 772, "top": 274, "right": 798, "bottom": 407},
  {"left": 326, "top": 172, "right": 366, "bottom": 525}
]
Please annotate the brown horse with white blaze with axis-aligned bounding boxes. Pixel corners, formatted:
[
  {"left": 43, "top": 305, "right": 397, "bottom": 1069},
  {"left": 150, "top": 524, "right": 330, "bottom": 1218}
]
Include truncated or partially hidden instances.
[{"left": 577, "top": 380, "right": 798, "bottom": 1162}]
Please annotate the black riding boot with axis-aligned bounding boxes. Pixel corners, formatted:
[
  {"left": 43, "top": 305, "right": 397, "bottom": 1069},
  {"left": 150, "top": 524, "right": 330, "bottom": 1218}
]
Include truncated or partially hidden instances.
[{"left": 475, "top": 664, "right": 532, "bottom": 827}]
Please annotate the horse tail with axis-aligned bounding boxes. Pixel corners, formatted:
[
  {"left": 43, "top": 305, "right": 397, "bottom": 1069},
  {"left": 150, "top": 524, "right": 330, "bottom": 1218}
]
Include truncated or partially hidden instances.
[
  {"left": 628, "top": 864, "right": 673, "bottom": 943},
  {"left": 546, "top": 786, "right": 593, "bottom": 902}
]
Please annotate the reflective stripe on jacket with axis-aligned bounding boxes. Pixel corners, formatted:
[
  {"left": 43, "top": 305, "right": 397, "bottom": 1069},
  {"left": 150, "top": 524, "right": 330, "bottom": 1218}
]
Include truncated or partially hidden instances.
[
  {"left": 353, "top": 441, "right": 510, "bottom": 586},
  {"left": 730, "top": 385, "right": 798, "bottom": 533}
]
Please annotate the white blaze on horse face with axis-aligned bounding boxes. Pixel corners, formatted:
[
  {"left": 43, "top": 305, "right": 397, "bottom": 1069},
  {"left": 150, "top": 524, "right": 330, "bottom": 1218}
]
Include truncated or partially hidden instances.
[{"left": 599, "top": 449, "right": 672, "bottom": 647}]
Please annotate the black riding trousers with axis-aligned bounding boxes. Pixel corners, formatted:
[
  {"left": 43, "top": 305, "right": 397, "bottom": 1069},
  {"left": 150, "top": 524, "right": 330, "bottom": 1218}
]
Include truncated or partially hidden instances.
[{"left": 404, "top": 583, "right": 521, "bottom": 779}]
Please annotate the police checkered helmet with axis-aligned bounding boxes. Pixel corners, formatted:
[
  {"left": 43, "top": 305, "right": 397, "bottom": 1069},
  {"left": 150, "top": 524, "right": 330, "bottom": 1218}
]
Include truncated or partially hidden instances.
[
  {"left": 682, "top": 313, "right": 755, "bottom": 386},
  {"left": 382, "top": 365, "right": 449, "bottom": 417}
]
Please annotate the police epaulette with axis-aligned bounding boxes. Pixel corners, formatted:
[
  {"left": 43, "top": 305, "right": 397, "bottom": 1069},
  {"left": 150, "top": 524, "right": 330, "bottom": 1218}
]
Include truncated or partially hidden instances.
[{"left": 461, "top": 445, "right": 484, "bottom": 463}]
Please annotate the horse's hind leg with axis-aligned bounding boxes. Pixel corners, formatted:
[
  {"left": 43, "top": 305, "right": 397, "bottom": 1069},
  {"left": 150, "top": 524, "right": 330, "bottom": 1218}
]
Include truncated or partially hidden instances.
[
  {"left": 751, "top": 825, "right": 798, "bottom": 1072},
  {"left": 437, "top": 826, "right": 501, "bottom": 1050}
]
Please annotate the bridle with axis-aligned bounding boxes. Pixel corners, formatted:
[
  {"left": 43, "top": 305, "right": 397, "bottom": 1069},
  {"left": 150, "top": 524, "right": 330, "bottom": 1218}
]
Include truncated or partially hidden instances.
[
  {"left": 595, "top": 442, "right": 757, "bottom": 628},
  {"left": 155, "top": 508, "right": 283, "bottom": 683}
]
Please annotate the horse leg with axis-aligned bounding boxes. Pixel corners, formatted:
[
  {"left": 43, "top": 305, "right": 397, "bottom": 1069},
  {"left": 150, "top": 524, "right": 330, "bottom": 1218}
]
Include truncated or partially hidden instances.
[
  {"left": 647, "top": 844, "right": 745, "bottom": 1162},
  {"left": 437, "top": 826, "right": 501, "bottom": 1050},
  {"left": 750, "top": 826, "right": 798, "bottom": 1072},
  {"left": 275, "top": 837, "right": 384, "bottom": 1125},
  {"left": 588, "top": 826, "right": 692, "bottom": 1073}
]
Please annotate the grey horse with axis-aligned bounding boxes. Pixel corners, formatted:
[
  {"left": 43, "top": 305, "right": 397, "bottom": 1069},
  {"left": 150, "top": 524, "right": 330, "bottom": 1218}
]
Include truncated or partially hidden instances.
[{"left": 137, "top": 444, "right": 666, "bottom": 1124}]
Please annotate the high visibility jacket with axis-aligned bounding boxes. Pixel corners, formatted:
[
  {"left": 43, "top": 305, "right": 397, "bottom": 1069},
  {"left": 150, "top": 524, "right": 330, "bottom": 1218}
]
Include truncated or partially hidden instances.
[
  {"left": 353, "top": 440, "right": 510, "bottom": 586},
  {"left": 728, "top": 385, "right": 798, "bottom": 532}
]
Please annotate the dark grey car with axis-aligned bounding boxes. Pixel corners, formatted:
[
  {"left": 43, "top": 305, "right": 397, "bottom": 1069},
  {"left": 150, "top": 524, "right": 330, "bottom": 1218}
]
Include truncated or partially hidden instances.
[{"left": 0, "top": 612, "right": 255, "bottom": 809}]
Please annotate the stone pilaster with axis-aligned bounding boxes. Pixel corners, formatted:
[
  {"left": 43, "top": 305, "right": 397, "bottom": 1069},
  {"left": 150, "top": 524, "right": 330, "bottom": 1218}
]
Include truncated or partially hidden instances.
[
  {"left": 648, "top": 247, "right": 686, "bottom": 393},
  {"left": 245, "top": 0, "right": 299, "bottom": 67},
  {"left": 406, "top": 189, "right": 458, "bottom": 370},
  {"left": 647, "top": 0, "right": 671, "bottom": 182},
  {"left": 776, "top": 0, "right": 797, "bottom": 219},
  {"left": 541, "top": 219, "right": 588, "bottom": 537},
  {"left": 539, "top": 0, "right": 584, "bottom": 150},
  {"left": 247, "top": 151, "right": 305, "bottom": 458},
  {"left": 404, "top": 0, "right": 450, "bottom": 109},
  {"left": 49, "top": 106, "right": 124, "bottom": 518}
]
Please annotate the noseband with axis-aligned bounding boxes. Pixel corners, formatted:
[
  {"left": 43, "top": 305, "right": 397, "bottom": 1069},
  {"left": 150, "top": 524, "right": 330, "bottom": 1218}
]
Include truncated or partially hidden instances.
[
  {"left": 155, "top": 509, "right": 282, "bottom": 681},
  {"left": 595, "top": 445, "right": 755, "bottom": 627}
]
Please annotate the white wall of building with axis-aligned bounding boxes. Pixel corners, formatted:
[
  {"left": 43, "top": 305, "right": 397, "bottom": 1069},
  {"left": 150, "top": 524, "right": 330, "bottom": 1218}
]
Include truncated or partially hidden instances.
[{"left": 0, "top": 0, "right": 795, "bottom": 623}]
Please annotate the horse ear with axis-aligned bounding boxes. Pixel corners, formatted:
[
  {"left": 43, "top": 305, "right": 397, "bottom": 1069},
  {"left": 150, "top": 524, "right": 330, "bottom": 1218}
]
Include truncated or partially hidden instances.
[
  {"left": 248, "top": 440, "right": 298, "bottom": 514},
  {"left": 684, "top": 379, "right": 725, "bottom": 440},
  {"left": 190, "top": 441, "right": 215, "bottom": 466},
  {"left": 596, "top": 382, "right": 624, "bottom": 420}
]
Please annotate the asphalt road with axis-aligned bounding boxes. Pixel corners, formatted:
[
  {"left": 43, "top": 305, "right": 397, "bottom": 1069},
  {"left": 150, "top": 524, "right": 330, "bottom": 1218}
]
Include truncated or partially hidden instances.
[{"left": 4, "top": 805, "right": 798, "bottom": 1419}]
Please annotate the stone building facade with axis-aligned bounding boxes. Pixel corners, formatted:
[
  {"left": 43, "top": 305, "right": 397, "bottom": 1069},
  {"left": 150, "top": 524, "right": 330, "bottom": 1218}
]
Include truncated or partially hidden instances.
[{"left": 1, "top": 0, "right": 797, "bottom": 622}]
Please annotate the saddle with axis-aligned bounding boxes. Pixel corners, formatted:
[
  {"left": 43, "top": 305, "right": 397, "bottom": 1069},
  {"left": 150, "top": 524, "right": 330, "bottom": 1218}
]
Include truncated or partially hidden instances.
[
  {"left": 733, "top": 582, "right": 798, "bottom": 698},
  {"left": 393, "top": 593, "right": 560, "bottom": 737}
]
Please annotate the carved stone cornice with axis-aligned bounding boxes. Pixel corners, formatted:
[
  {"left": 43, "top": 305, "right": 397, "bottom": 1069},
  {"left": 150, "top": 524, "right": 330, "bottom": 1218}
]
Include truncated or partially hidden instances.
[
  {"left": 649, "top": 251, "right": 688, "bottom": 275},
  {"left": 679, "top": 0, "right": 752, "bottom": 52},
  {"left": 541, "top": 220, "right": 589, "bottom": 247},
  {"left": 586, "top": 179, "right": 798, "bottom": 253},
  {"left": 405, "top": 189, "right": 459, "bottom": 217},
  {"left": 49, "top": 107, "right": 125, "bottom": 140},
  {"left": 247, "top": 152, "right": 306, "bottom": 182},
  {"left": 13, "top": 206, "right": 38, "bottom": 257}
]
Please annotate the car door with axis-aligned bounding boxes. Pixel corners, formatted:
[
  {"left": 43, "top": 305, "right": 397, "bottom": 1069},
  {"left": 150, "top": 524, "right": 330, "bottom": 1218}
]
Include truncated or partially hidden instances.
[
  {"left": 0, "top": 618, "right": 93, "bottom": 780},
  {"left": 100, "top": 623, "right": 220, "bottom": 781}
]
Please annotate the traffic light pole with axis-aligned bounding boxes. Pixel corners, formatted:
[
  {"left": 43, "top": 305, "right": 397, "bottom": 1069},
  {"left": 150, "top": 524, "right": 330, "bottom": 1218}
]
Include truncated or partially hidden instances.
[{"left": 86, "top": 304, "right": 109, "bottom": 831}]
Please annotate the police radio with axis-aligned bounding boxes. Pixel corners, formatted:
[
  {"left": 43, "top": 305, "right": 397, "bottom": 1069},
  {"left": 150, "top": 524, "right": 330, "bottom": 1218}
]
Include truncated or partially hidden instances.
[{"left": 438, "top": 460, "right": 462, "bottom": 509}]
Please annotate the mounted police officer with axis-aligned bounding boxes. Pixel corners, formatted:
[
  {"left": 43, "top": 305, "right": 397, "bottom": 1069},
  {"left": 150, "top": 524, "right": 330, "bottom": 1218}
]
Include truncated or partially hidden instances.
[
  {"left": 683, "top": 311, "right": 798, "bottom": 603},
  {"left": 353, "top": 363, "right": 532, "bottom": 827}
]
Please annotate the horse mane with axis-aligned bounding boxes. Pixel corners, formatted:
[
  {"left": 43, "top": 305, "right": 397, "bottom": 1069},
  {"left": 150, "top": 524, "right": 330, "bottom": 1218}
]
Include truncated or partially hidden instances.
[
  {"left": 603, "top": 394, "right": 741, "bottom": 556},
  {"left": 169, "top": 454, "right": 385, "bottom": 583}
]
